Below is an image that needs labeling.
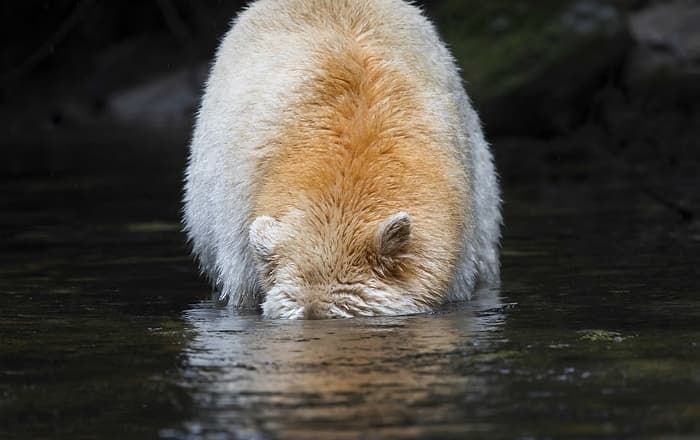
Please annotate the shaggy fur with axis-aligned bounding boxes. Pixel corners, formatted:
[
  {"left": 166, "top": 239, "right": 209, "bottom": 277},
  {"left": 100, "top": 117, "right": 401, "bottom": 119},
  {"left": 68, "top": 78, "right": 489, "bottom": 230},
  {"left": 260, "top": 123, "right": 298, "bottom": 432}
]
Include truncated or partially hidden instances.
[{"left": 183, "top": 0, "right": 501, "bottom": 319}]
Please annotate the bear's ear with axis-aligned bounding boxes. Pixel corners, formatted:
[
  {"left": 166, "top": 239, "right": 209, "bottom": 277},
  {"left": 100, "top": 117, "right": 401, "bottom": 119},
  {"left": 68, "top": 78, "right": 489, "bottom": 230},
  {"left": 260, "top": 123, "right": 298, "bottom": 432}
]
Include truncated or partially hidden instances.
[
  {"left": 249, "top": 216, "right": 282, "bottom": 263},
  {"left": 376, "top": 212, "right": 411, "bottom": 257}
]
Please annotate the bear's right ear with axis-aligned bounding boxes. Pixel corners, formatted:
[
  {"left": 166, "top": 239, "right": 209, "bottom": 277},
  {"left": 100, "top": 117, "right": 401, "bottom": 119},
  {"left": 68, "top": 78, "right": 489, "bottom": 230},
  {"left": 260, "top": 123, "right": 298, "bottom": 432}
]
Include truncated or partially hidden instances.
[
  {"left": 376, "top": 211, "right": 412, "bottom": 258},
  {"left": 249, "top": 216, "right": 282, "bottom": 263}
]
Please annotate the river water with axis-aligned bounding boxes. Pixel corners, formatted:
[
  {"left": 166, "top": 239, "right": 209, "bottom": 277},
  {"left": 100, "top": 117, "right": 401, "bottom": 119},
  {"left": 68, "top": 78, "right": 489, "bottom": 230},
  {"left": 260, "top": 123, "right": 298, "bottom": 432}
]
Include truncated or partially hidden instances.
[{"left": 1, "top": 144, "right": 699, "bottom": 439}]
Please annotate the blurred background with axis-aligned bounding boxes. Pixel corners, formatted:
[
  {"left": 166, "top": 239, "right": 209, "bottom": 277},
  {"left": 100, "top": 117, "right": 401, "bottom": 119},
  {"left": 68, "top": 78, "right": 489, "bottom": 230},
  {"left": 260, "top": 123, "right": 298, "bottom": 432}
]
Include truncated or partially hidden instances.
[
  {"left": 2, "top": 2, "right": 700, "bottom": 438},
  {"left": 2, "top": 0, "right": 699, "bottom": 206}
]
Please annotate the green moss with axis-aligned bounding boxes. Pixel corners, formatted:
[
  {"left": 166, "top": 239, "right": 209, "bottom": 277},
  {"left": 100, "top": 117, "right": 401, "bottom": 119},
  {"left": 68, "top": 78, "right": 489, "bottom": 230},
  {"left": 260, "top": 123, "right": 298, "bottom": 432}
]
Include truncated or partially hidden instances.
[
  {"left": 578, "top": 329, "right": 630, "bottom": 342},
  {"left": 427, "top": 0, "right": 626, "bottom": 105}
]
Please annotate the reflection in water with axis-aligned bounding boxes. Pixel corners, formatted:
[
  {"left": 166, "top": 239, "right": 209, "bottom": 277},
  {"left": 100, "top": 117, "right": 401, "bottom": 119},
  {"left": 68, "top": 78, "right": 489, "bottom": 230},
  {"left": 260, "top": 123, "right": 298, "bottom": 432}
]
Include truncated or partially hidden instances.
[{"left": 175, "top": 290, "right": 506, "bottom": 438}]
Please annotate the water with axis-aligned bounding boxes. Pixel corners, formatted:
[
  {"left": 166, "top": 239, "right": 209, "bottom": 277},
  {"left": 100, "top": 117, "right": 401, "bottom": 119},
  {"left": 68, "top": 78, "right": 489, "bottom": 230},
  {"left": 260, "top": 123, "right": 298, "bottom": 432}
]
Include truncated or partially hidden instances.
[{"left": 1, "top": 146, "right": 699, "bottom": 439}]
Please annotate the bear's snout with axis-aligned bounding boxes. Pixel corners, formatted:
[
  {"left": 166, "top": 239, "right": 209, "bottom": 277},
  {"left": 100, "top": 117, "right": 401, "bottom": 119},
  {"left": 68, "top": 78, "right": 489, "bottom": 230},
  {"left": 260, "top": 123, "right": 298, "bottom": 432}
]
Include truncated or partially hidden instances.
[{"left": 303, "top": 301, "right": 333, "bottom": 320}]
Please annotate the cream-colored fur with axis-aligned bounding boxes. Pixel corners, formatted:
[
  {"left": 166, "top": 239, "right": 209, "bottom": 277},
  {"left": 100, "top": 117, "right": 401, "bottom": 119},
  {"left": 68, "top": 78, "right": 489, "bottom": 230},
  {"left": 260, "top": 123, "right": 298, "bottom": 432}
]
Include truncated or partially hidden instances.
[{"left": 183, "top": 0, "right": 501, "bottom": 319}]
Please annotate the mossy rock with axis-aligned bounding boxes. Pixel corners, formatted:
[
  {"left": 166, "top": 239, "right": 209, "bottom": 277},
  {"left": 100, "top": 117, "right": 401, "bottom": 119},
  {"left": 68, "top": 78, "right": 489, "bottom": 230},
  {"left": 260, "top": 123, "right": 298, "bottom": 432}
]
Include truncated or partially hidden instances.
[{"left": 427, "top": 0, "right": 633, "bottom": 135}]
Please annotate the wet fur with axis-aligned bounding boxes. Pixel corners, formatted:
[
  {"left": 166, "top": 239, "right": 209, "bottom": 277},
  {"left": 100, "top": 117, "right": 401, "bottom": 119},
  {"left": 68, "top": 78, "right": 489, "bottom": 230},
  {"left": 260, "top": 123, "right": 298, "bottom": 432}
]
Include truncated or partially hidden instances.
[{"left": 183, "top": 0, "right": 501, "bottom": 318}]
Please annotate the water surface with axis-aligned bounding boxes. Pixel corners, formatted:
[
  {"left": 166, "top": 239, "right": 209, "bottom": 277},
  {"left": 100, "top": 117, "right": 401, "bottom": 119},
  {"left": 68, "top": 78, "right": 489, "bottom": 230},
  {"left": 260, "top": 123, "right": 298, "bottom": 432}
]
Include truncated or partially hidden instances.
[{"left": 1, "top": 156, "right": 699, "bottom": 439}]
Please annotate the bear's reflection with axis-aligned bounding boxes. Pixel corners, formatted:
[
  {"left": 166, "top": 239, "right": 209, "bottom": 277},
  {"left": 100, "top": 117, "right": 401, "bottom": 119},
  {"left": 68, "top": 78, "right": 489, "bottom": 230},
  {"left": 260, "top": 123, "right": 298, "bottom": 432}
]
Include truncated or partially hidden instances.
[{"left": 179, "top": 289, "right": 504, "bottom": 435}]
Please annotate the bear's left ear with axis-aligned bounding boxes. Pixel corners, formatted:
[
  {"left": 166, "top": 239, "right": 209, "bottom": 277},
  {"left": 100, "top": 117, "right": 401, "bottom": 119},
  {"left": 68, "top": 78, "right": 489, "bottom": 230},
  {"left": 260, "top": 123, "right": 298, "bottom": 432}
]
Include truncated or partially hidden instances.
[
  {"left": 249, "top": 216, "right": 282, "bottom": 263},
  {"left": 376, "top": 212, "right": 412, "bottom": 258}
]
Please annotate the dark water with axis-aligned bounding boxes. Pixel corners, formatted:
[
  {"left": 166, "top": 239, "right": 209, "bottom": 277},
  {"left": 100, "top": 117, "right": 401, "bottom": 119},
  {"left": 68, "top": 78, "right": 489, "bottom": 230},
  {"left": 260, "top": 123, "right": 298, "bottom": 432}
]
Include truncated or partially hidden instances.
[{"left": 1, "top": 153, "right": 699, "bottom": 439}]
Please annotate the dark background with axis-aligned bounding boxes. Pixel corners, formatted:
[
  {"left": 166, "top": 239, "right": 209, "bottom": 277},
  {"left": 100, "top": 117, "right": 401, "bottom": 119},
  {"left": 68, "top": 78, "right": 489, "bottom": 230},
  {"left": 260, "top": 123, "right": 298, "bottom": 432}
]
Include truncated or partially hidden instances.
[
  {"left": 2, "top": 0, "right": 698, "bottom": 238},
  {"left": 1, "top": 2, "right": 699, "bottom": 438}
]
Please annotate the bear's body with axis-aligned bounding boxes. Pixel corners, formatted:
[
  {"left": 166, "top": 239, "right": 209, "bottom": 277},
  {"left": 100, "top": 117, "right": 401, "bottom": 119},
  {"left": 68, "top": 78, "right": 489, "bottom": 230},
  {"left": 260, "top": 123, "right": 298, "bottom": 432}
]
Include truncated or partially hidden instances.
[{"left": 183, "top": 0, "right": 501, "bottom": 319}]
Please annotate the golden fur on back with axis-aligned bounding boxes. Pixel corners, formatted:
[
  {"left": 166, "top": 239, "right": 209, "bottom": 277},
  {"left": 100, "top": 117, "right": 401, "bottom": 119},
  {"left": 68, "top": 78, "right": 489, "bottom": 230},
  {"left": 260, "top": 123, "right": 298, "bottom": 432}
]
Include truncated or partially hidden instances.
[{"left": 252, "top": 14, "right": 468, "bottom": 312}]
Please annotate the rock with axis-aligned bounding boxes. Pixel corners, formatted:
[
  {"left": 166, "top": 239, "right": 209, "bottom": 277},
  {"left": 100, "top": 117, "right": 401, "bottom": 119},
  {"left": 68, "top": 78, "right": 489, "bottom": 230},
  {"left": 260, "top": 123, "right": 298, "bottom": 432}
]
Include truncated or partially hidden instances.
[
  {"left": 434, "top": 0, "right": 629, "bottom": 136},
  {"left": 626, "top": 0, "right": 700, "bottom": 83},
  {"left": 629, "top": 0, "right": 700, "bottom": 61},
  {"left": 107, "top": 65, "right": 207, "bottom": 130},
  {"left": 560, "top": 0, "right": 620, "bottom": 36}
]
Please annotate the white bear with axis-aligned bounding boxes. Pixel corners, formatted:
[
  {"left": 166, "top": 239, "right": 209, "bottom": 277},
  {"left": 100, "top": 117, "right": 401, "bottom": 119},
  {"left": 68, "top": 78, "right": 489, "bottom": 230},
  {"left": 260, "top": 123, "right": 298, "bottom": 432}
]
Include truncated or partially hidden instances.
[{"left": 183, "top": 0, "right": 501, "bottom": 319}]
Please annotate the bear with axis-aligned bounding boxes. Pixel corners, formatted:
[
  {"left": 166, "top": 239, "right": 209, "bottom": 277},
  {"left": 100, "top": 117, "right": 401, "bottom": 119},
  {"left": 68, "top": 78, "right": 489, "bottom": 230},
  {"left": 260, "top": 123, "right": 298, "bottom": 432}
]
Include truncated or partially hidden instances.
[{"left": 183, "top": 0, "right": 501, "bottom": 319}]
